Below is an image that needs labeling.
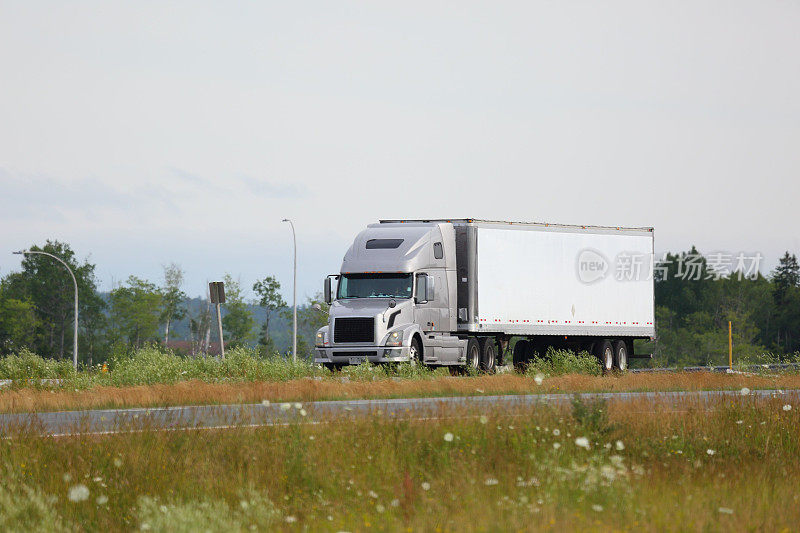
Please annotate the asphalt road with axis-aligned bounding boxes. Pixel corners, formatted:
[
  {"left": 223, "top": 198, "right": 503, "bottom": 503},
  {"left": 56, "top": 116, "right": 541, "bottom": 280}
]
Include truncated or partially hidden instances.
[{"left": 1, "top": 388, "right": 797, "bottom": 437}]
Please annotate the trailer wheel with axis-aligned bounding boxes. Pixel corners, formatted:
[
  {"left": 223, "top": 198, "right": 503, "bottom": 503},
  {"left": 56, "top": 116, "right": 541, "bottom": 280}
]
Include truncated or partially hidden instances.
[
  {"left": 596, "top": 339, "right": 614, "bottom": 374},
  {"left": 480, "top": 338, "right": 497, "bottom": 374},
  {"left": 465, "top": 337, "right": 481, "bottom": 374},
  {"left": 513, "top": 340, "right": 529, "bottom": 372},
  {"left": 613, "top": 340, "right": 628, "bottom": 371}
]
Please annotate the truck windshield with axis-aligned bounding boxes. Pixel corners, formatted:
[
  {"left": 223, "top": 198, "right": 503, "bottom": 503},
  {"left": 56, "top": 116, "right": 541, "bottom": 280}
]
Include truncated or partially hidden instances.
[{"left": 337, "top": 273, "right": 413, "bottom": 299}]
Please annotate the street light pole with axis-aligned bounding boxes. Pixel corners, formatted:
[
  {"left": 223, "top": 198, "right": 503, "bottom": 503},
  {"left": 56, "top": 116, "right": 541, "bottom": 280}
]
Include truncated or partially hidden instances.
[
  {"left": 282, "top": 219, "right": 297, "bottom": 363},
  {"left": 13, "top": 250, "right": 79, "bottom": 371}
]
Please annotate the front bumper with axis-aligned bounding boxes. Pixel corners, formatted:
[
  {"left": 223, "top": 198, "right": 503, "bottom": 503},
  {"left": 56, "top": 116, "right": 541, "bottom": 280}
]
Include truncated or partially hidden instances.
[{"left": 314, "top": 345, "right": 411, "bottom": 364}]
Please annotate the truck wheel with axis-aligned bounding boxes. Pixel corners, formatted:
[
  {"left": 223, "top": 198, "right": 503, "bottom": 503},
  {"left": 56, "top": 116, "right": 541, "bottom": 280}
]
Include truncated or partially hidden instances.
[
  {"left": 513, "top": 340, "right": 529, "bottom": 372},
  {"left": 595, "top": 339, "right": 614, "bottom": 374},
  {"left": 480, "top": 338, "right": 497, "bottom": 374},
  {"left": 409, "top": 336, "right": 423, "bottom": 366},
  {"left": 323, "top": 363, "right": 342, "bottom": 372},
  {"left": 613, "top": 340, "right": 628, "bottom": 371},
  {"left": 465, "top": 337, "right": 481, "bottom": 373}
]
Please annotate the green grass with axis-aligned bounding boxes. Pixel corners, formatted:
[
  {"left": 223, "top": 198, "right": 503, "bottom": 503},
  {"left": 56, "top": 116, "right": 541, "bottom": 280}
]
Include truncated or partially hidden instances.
[
  {"left": 0, "top": 346, "right": 457, "bottom": 389},
  {"left": 524, "top": 347, "right": 602, "bottom": 377}
]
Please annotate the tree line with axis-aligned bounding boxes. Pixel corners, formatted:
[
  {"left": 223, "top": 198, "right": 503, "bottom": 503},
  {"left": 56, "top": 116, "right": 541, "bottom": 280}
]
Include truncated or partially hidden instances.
[
  {"left": 0, "top": 240, "right": 327, "bottom": 365},
  {"left": 0, "top": 240, "right": 798, "bottom": 367}
]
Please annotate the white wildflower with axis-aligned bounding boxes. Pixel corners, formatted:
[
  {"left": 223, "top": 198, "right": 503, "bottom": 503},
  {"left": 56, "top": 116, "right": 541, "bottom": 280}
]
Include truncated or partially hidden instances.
[
  {"left": 421, "top": 482, "right": 431, "bottom": 491},
  {"left": 113, "top": 458, "right": 123, "bottom": 468},
  {"left": 783, "top": 404, "right": 792, "bottom": 411},
  {"left": 376, "top": 504, "right": 385, "bottom": 513},
  {"left": 553, "top": 442, "right": 561, "bottom": 450},
  {"left": 706, "top": 449, "right": 715, "bottom": 456},
  {"left": 68, "top": 484, "right": 90, "bottom": 502},
  {"left": 484, "top": 478, "right": 499, "bottom": 486},
  {"left": 552, "top": 429, "right": 560, "bottom": 436},
  {"left": 294, "top": 403, "right": 302, "bottom": 409},
  {"left": 718, "top": 507, "right": 734, "bottom": 514},
  {"left": 96, "top": 494, "right": 108, "bottom": 505},
  {"left": 534, "top": 374, "right": 544, "bottom": 386},
  {"left": 93, "top": 476, "right": 102, "bottom": 483},
  {"left": 368, "top": 490, "right": 378, "bottom": 499},
  {"left": 390, "top": 498, "right": 400, "bottom": 507},
  {"left": 62, "top": 473, "right": 72, "bottom": 483},
  {"left": 444, "top": 432, "right": 454, "bottom": 442},
  {"left": 740, "top": 387, "right": 750, "bottom": 396},
  {"left": 735, "top": 420, "right": 743, "bottom": 424},
  {"left": 615, "top": 440, "right": 625, "bottom": 451},
  {"left": 285, "top": 515, "right": 297, "bottom": 523},
  {"left": 280, "top": 403, "right": 291, "bottom": 411},
  {"left": 299, "top": 409, "right": 307, "bottom": 417},
  {"left": 575, "top": 437, "right": 591, "bottom": 450},
  {"left": 592, "top": 504, "right": 604, "bottom": 512},
  {"left": 261, "top": 399, "right": 270, "bottom": 406},
  {"left": 479, "top": 415, "right": 488, "bottom": 424}
]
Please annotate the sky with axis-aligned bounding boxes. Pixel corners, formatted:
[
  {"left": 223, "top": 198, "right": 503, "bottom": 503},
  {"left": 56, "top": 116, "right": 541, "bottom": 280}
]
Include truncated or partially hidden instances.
[{"left": 1, "top": 1, "right": 799, "bottom": 302}]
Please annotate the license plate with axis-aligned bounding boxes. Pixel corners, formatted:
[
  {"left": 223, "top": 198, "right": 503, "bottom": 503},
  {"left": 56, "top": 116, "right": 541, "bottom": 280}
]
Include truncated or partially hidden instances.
[{"left": 349, "top": 357, "right": 365, "bottom": 365}]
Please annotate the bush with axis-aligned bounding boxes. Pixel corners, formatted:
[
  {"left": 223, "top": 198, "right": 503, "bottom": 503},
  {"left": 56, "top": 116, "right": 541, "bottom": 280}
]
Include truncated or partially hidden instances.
[
  {"left": 524, "top": 347, "right": 601, "bottom": 377},
  {"left": 0, "top": 349, "right": 76, "bottom": 381}
]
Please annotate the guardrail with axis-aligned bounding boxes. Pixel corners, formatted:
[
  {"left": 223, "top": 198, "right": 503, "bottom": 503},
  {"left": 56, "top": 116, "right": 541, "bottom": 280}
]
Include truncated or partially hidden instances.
[
  {"left": 631, "top": 363, "right": 800, "bottom": 373},
  {"left": 0, "top": 379, "right": 64, "bottom": 388}
]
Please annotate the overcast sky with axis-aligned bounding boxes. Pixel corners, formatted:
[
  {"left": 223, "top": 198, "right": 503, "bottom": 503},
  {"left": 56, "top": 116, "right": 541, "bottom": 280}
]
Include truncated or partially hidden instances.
[{"left": 1, "top": 1, "right": 799, "bottom": 301}]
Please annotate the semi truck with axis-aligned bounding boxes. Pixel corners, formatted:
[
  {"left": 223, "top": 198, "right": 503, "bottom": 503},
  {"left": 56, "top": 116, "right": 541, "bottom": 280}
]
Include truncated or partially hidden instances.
[{"left": 315, "top": 219, "right": 655, "bottom": 374}]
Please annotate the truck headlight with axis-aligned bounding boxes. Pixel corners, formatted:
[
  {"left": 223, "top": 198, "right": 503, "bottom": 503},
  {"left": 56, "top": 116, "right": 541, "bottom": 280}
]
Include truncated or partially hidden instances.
[
  {"left": 385, "top": 330, "right": 403, "bottom": 347},
  {"left": 315, "top": 331, "right": 326, "bottom": 347}
]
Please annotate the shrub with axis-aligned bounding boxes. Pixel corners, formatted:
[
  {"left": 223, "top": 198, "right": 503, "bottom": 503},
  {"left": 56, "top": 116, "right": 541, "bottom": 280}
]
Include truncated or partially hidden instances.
[
  {"left": 0, "top": 349, "right": 76, "bottom": 381},
  {"left": 525, "top": 347, "right": 601, "bottom": 377}
]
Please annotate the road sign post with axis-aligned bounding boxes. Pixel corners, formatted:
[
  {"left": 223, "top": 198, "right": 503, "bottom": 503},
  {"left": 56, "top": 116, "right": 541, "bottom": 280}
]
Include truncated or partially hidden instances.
[{"left": 209, "top": 282, "right": 226, "bottom": 359}]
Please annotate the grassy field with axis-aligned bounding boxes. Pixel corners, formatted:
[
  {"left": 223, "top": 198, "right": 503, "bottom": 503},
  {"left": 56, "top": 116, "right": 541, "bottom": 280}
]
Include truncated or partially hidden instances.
[{"left": 0, "top": 394, "right": 797, "bottom": 531}]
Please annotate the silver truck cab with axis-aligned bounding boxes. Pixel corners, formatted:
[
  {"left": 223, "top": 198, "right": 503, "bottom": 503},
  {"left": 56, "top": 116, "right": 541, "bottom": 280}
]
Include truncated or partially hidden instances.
[{"left": 314, "top": 221, "right": 466, "bottom": 368}]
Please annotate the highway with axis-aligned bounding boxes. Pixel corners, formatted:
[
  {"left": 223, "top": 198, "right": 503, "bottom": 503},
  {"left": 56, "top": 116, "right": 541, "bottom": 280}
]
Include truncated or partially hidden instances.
[{"left": 1, "top": 388, "right": 797, "bottom": 437}]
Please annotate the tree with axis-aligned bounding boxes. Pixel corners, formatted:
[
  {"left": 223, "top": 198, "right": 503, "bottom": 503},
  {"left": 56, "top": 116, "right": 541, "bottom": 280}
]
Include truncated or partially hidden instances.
[
  {"left": 0, "top": 288, "right": 39, "bottom": 353},
  {"left": 252, "top": 276, "right": 286, "bottom": 353},
  {"left": 109, "top": 276, "right": 163, "bottom": 349},
  {"left": 0, "top": 240, "right": 105, "bottom": 360},
  {"left": 160, "top": 263, "right": 187, "bottom": 346},
  {"left": 221, "top": 274, "right": 254, "bottom": 347},
  {"left": 772, "top": 252, "right": 800, "bottom": 352},
  {"left": 772, "top": 252, "right": 799, "bottom": 305}
]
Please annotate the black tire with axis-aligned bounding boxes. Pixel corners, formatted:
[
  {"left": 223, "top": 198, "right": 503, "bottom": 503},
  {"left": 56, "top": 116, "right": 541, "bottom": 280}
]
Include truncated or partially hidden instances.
[
  {"left": 613, "top": 340, "right": 628, "bottom": 371},
  {"left": 409, "top": 336, "right": 423, "bottom": 366},
  {"left": 465, "top": 337, "right": 481, "bottom": 373},
  {"left": 448, "top": 366, "right": 463, "bottom": 376},
  {"left": 323, "top": 363, "right": 342, "bottom": 372},
  {"left": 513, "top": 340, "right": 529, "bottom": 372},
  {"left": 595, "top": 339, "right": 614, "bottom": 374},
  {"left": 480, "top": 338, "right": 497, "bottom": 374}
]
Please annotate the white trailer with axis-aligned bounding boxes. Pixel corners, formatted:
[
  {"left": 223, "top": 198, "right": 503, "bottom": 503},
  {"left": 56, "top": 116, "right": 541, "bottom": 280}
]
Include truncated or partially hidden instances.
[{"left": 316, "top": 219, "right": 655, "bottom": 373}]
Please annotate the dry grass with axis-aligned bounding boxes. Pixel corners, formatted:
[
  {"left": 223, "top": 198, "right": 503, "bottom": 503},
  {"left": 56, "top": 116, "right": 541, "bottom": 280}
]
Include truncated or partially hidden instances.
[
  {"left": 1, "top": 371, "right": 799, "bottom": 414},
  {"left": 0, "top": 395, "right": 797, "bottom": 531}
]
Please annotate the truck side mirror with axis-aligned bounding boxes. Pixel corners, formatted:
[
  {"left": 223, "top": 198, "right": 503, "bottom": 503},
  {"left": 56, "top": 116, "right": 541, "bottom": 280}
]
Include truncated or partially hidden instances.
[
  {"left": 324, "top": 277, "right": 332, "bottom": 304},
  {"left": 415, "top": 274, "right": 428, "bottom": 304}
]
